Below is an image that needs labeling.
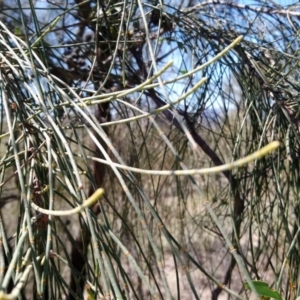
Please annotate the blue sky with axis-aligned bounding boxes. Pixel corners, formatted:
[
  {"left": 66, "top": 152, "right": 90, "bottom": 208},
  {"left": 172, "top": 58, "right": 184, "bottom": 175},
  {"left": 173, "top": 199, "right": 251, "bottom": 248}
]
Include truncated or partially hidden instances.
[
  {"left": 274, "top": 0, "right": 297, "bottom": 5},
  {"left": 1, "top": 0, "right": 297, "bottom": 116}
]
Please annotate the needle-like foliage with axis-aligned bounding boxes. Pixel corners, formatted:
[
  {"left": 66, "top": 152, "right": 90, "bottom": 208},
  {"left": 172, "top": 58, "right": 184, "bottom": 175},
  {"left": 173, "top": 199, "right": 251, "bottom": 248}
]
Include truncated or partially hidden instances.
[{"left": 0, "top": 0, "right": 298, "bottom": 299}]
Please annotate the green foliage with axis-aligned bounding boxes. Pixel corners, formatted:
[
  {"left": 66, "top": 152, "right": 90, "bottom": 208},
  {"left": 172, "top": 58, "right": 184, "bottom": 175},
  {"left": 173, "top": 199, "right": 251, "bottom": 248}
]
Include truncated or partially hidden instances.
[
  {"left": 244, "top": 281, "right": 282, "bottom": 300},
  {"left": 0, "top": 0, "right": 300, "bottom": 299}
]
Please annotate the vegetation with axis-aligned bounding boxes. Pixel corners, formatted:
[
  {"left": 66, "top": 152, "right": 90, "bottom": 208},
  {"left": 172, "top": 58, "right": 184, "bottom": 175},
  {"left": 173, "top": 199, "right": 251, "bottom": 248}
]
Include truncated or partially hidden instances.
[{"left": 0, "top": 0, "right": 299, "bottom": 299}]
